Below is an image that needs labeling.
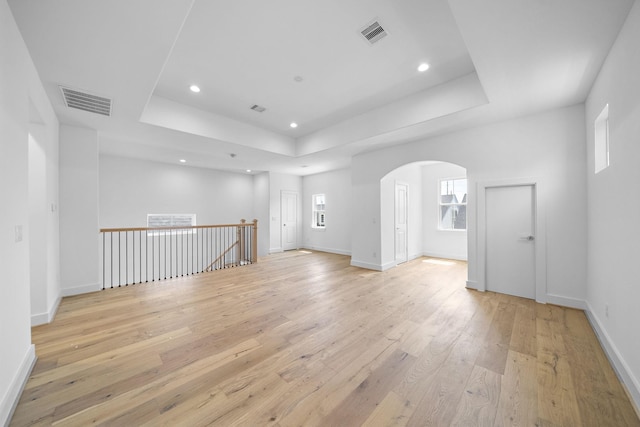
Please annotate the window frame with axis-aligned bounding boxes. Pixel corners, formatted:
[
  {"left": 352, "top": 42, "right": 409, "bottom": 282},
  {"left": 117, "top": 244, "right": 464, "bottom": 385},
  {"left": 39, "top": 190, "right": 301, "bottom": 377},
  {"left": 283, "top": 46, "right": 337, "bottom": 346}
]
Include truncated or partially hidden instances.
[
  {"left": 147, "top": 213, "right": 197, "bottom": 236},
  {"left": 311, "top": 194, "right": 326, "bottom": 229},
  {"left": 437, "top": 177, "right": 467, "bottom": 231}
]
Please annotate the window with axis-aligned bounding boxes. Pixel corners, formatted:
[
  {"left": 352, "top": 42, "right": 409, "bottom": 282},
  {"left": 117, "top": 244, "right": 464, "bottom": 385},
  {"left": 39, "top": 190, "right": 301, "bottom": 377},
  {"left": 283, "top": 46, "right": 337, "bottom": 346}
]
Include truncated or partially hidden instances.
[
  {"left": 595, "top": 104, "right": 609, "bottom": 173},
  {"left": 312, "top": 194, "right": 326, "bottom": 228},
  {"left": 439, "top": 178, "right": 467, "bottom": 230},
  {"left": 147, "top": 214, "right": 196, "bottom": 235}
]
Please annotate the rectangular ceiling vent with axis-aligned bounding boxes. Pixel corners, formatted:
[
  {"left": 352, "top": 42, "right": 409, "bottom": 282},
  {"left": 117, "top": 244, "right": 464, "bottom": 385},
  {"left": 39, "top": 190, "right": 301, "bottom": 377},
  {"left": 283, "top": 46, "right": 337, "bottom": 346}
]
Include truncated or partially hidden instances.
[
  {"left": 360, "top": 20, "right": 387, "bottom": 44},
  {"left": 60, "top": 86, "right": 112, "bottom": 116},
  {"left": 250, "top": 104, "right": 266, "bottom": 113}
]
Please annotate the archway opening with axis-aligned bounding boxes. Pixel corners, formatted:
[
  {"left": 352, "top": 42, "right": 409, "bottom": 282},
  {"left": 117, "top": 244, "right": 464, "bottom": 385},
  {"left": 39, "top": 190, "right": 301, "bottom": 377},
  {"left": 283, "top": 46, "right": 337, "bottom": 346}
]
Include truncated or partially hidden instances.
[{"left": 379, "top": 161, "right": 467, "bottom": 270}]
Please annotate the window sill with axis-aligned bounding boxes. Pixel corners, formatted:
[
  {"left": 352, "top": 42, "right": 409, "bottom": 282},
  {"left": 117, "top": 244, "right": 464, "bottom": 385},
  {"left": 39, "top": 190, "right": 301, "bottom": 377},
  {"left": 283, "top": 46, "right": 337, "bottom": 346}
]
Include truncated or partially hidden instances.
[{"left": 437, "top": 228, "right": 467, "bottom": 233}]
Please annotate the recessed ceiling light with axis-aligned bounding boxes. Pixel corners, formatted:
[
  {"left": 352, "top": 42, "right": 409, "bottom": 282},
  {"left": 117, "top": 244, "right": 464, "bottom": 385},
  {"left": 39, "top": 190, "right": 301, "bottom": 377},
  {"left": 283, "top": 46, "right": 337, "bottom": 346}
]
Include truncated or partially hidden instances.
[
  {"left": 290, "top": 122, "right": 298, "bottom": 128},
  {"left": 189, "top": 85, "right": 200, "bottom": 93},
  {"left": 179, "top": 159, "right": 186, "bottom": 163},
  {"left": 417, "top": 63, "right": 430, "bottom": 72},
  {"left": 294, "top": 76, "right": 303, "bottom": 82},
  {"left": 246, "top": 169, "right": 252, "bottom": 173}
]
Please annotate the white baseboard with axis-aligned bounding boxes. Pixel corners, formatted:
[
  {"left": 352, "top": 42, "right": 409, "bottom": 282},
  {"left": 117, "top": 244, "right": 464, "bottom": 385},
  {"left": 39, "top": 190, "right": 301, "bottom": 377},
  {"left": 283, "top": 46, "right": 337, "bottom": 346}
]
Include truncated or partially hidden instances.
[
  {"left": 303, "top": 246, "right": 351, "bottom": 256},
  {"left": 350, "top": 259, "right": 383, "bottom": 271},
  {"left": 61, "top": 282, "right": 101, "bottom": 297},
  {"left": 381, "top": 261, "right": 397, "bottom": 271},
  {"left": 31, "top": 311, "right": 49, "bottom": 327},
  {"left": 1, "top": 344, "right": 36, "bottom": 427},
  {"left": 353, "top": 253, "right": 442, "bottom": 272},
  {"left": 545, "top": 294, "right": 587, "bottom": 310},
  {"left": 585, "top": 302, "right": 640, "bottom": 415},
  {"left": 269, "top": 248, "right": 283, "bottom": 254},
  {"left": 466, "top": 280, "right": 478, "bottom": 290},
  {"left": 31, "top": 294, "right": 62, "bottom": 326},
  {"left": 422, "top": 251, "right": 468, "bottom": 261},
  {"left": 408, "top": 253, "right": 422, "bottom": 262}
]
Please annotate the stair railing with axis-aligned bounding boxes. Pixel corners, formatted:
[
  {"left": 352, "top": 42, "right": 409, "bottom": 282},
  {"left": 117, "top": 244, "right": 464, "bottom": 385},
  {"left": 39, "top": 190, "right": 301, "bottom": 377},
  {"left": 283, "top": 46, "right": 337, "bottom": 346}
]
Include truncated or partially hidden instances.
[{"left": 99, "top": 219, "right": 257, "bottom": 289}]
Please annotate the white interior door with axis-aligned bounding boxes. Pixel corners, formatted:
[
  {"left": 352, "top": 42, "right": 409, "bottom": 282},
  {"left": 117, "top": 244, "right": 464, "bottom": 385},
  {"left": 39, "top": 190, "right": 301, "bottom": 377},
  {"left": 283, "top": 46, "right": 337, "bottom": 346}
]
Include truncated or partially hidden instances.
[
  {"left": 281, "top": 191, "right": 298, "bottom": 251},
  {"left": 395, "top": 182, "right": 408, "bottom": 264},
  {"left": 485, "top": 185, "right": 536, "bottom": 299}
]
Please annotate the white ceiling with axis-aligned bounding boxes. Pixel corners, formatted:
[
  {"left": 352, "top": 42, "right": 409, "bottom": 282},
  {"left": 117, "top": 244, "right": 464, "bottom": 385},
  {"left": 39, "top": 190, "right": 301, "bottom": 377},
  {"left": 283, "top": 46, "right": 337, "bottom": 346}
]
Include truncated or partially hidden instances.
[{"left": 8, "top": 0, "right": 635, "bottom": 176}]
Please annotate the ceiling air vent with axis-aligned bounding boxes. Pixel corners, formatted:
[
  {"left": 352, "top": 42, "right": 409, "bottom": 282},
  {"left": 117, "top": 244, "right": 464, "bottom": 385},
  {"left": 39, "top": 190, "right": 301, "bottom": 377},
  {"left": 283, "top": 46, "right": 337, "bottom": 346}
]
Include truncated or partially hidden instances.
[
  {"left": 360, "top": 20, "right": 387, "bottom": 44},
  {"left": 250, "top": 104, "right": 266, "bottom": 113},
  {"left": 60, "top": 86, "right": 112, "bottom": 116}
]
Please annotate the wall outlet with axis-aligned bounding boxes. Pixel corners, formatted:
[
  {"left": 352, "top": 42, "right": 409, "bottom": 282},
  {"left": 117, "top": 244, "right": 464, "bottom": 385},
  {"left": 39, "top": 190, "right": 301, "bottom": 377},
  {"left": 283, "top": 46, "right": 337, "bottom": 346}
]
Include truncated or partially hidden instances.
[
  {"left": 15, "top": 225, "right": 23, "bottom": 242},
  {"left": 605, "top": 304, "right": 609, "bottom": 318}
]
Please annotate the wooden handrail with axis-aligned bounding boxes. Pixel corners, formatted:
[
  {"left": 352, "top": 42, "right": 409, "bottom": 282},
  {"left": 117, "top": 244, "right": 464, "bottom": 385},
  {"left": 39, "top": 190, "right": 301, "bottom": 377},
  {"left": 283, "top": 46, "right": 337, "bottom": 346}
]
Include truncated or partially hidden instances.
[{"left": 100, "top": 222, "right": 254, "bottom": 233}]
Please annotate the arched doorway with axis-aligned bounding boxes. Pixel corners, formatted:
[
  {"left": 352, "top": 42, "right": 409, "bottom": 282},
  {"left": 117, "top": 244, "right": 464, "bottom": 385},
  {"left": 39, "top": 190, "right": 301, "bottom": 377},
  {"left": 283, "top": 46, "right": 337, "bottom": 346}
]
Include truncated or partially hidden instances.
[{"left": 380, "top": 161, "right": 468, "bottom": 269}]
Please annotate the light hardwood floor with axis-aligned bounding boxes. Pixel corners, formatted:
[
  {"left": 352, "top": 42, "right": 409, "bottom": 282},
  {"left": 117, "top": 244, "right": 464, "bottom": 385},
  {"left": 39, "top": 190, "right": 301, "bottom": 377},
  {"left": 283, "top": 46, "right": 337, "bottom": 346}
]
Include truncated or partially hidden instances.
[{"left": 11, "top": 251, "right": 640, "bottom": 426}]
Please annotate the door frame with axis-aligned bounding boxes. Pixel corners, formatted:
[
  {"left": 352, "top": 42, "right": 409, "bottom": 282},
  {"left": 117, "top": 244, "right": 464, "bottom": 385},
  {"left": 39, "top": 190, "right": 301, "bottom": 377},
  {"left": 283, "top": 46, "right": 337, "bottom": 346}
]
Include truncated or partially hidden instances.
[
  {"left": 281, "top": 190, "right": 298, "bottom": 251},
  {"left": 477, "top": 178, "right": 547, "bottom": 303},
  {"left": 394, "top": 181, "right": 409, "bottom": 265}
]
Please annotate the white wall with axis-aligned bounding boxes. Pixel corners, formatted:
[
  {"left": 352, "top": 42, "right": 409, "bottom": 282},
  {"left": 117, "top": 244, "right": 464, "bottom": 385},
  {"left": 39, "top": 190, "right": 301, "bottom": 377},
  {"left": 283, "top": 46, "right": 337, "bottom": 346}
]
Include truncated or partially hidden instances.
[
  {"left": 422, "top": 162, "right": 467, "bottom": 261},
  {"left": 28, "top": 122, "right": 60, "bottom": 327},
  {"left": 59, "top": 125, "right": 100, "bottom": 296},
  {"left": 268, "top": 172, "right": 302, "bottom": 253},
  {"left": 28, "top": 130, "right": 47, "bottom": 320},
  {"left": 302, "top": 168, "right": 352, "bottom": 255},
  {"left": 253, "top": 172, "right": 270, "bottom": 257},
  {"left": 44, "top": 122, "right": 60, "bottom": 325},
  {"left": 380, "top": 164, "right": 423, "bottom": 269},
  {"left": 99, "top": 155, "right": 255, "bottom": 227},
  {"left": 585, "top": 0, "right": 640, "bottom": 409},
  {"left": 352, "top": 105, "right": 587, "bottom": 307},
  {"left": 302, "top": 164, "right": 467, "bottom": 263},
  {"left": 0, "top": 1, "right": 58, "bottom": 423}
]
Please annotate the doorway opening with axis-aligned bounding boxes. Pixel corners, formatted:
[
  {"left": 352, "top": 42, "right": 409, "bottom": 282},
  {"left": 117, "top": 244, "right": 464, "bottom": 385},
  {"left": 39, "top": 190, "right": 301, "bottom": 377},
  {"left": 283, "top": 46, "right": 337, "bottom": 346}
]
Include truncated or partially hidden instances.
[{"left": 380, "top": 161, "right": 468, "bottom": 271}]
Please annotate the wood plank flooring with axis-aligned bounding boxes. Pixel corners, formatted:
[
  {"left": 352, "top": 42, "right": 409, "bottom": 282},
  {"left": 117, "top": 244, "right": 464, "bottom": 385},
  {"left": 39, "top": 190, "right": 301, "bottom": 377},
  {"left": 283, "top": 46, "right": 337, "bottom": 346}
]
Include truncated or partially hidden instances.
[{"left": 10, "top": 251, "right": 640, "bottom": 426}]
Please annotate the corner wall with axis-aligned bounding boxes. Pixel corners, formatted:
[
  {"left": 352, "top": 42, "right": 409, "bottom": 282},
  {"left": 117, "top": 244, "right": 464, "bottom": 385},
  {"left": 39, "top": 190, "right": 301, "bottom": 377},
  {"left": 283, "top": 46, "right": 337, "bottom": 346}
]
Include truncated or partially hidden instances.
[
  {"left": 0, "top": 1, "right": 58, "bottom": 423},
  {"left": 59, "top": 125, "right": 100, "bottom": 296},
  {"left": 302, "top": 168, "right": 352, "bottom": 255},
  {"left": 585, "top": 0, "right": 640, "bottom": 409},
  {"left": 253, "top": 172, "right": 270, "bottom": 257}
]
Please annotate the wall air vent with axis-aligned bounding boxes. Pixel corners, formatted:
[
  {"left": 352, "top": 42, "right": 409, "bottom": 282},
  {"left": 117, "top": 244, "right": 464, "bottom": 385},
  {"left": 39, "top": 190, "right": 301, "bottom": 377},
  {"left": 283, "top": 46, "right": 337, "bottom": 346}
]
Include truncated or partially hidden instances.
[
  {"left": 250, "top": 104, "right": 266, "bottom": 113},
  {"left": 360, "top": 20, "right": 387, "bottom": 44},
  {"left": 59, "top": 86, "right": 112, "bottom": 116}
]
